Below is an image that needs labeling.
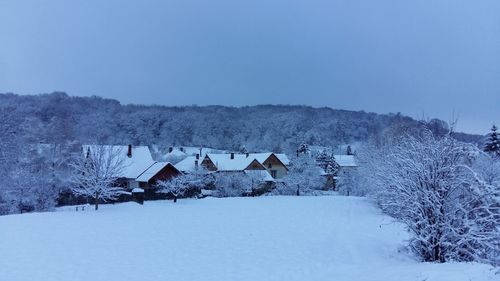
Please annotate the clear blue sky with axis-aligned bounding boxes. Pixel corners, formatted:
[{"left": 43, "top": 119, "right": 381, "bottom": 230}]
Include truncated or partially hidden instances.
[{"left": 1, "top": 0, "right": 499, "bottom": 134}]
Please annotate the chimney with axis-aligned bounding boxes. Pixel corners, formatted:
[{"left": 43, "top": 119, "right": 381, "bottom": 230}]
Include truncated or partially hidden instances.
[
  {"left": 195, "top": 160, "right": 199, "bottom": 169},
  {"left": 230, "top": 152, "right": 235, "bottom": 159},
  {"left": 246, "top": 152, "right": 249, "bottom": 158},
  {"left": 127, "top": 145, "right": 132, "bottom": 158},
  {"left": 180, "top": 147, "right": 184, "bottom": 152},
  {"left": 196, "top": 153, "right": 200, "bottom": 160},
  {"left": 169, "top": 147, "right": 173, "bottom": 153}
]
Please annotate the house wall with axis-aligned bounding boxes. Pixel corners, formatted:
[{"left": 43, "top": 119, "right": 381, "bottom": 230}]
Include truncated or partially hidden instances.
[
  {"left": 138, "top": 164, "right": 182, "bottom": 189},
  {"left": 148, "top": 165, "right": 181, "bottom": 186},
  {"left": 263, "top": 155, "right": 288, "bottom": 179},
  {"left": 201, "top": 157, "right": 217, "bottom": 171}
]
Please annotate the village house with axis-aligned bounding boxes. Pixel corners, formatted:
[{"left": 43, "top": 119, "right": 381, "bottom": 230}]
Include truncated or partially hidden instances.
[
  {"left": 82, "top": 145, "right": 180, "bottom": 191},
  {"left": 175, "top": 152, "right": 289, "bottom": 180},
  {"left": 321, "top": 154, "right": 357, "bottom": 190},
  {"left": 134, "top": 162, "right": 181, "bottom": 189},
  {"left": 249, "top": 153, "right": 289, "bottom": 179},
  {"left": 334, "top": 154, "right": 357, "bottom": 172}
]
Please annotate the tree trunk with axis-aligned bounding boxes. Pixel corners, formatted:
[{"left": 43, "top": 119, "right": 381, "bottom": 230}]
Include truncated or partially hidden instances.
[{"left": 95, "top": 191, "right": 99, "bottom": 210}]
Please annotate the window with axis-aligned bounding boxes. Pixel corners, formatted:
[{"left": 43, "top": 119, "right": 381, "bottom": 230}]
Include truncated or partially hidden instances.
[
  {"left": 268, "top": 163, "right": 272, "bottom": 168},
  {"left": 270, "top": 170, "right": 277, "bottom": 178}
]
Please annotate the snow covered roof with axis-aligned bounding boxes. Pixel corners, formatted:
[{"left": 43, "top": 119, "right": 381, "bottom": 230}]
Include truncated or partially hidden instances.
[
  {"left": 334, "top": 155, "right": 357, "bottom": 167},
  {"left": 175, "top": 152, "right": 290, "bottom": 173},
  {"left": 82, "top": 145, "right": 155, "bottom": 179},
  {"left": 206, "top": 153, "right": 264, "bottom": 171},
  {"left": 136, "top": 162, "right": 178, "bottom": 182},
  {"left": 244, "top": 170, "right": 275, "bottom": 182},
  {"left": 250, "top": 153, "right": 290, "bottom": 166},
  {"left": 174, "top": 156, "right": 203, "bottom": 172},
  {"left": 166, "top": 146, "right": 227, "bottom": 157},
  {"left": 167, "top": 148, "right": 187, "bottom": 158}
]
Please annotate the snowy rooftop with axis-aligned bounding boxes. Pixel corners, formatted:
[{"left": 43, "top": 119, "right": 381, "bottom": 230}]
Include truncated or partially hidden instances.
[
  {"left": 174, "top": 155, "right": 204, "bottom": 172},
  {"left": 135, "top": 162, "right": 177, "bottom": 182},
  {"left": 82, "top": 145, "right": 155, "bottom": 179},
  {"left": 244, "top": 170, "right": 274, "bottom": 182},
  {"left": 176, "top": 152, "right": 290, "bottom": 172},
  {"left": 334, "top": 155, "right": 357, "bottom": 167},
  {"left": 165, "top": 146, "right": 227, "bottom": 158},
  {"left": 250, "top": 153, "right": 290, "bottom": 166},
  {"left": 206, "top": 153, "right": 262, "bottom": 171}
]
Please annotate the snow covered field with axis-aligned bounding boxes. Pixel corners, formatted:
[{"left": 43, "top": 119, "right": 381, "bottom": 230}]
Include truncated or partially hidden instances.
[{"left": 0, "top": 196, "right": 496, "bottom": 281}]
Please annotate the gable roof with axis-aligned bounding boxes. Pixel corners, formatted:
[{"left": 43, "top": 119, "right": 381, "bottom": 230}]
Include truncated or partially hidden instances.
[
  {"left": 206, "top": 153, "right": 264, "bottom": 171},
  {"left": 244, "top": 170, "right": 275, "bottom": 182},
  {"left": 175, "top": 152, "right": 291, "bottom": 173},
  {"left": 82, "top": 145, "right": 155, "bottom": 179},
  {"left": 334, "top": 155, "right": 357, "bottom": 167},
  {"left": 174, "top": 155, "right": 204, "bottom": 172},
  {"left": 250, "top": 153, "right": 290, "bottom": 166},
  {"left": 136, "top": 162, "right": 179, "bottom": 182},
  {"left": 165, "top": 146, "right": 227, "bottom": 158}
]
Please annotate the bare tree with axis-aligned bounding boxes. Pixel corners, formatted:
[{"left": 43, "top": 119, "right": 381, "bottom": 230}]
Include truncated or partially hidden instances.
[{"left": 70, "top": 146, "right": 127, "bottom": 210}]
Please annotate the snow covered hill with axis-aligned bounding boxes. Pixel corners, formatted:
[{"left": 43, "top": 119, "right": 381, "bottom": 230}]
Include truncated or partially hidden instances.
[{"left": 0, "top": 196, "right": 495, "bottom": 281}]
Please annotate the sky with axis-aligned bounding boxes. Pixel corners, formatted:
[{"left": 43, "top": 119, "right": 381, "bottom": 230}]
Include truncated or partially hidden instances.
[{"left": 0, "top": 0, "right": 499, "bottom": 134}]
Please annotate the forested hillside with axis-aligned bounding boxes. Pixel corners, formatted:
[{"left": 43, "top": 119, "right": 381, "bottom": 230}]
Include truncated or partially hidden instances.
[{"left": 0, "top": 92, "right": 482, "bottom": 154}]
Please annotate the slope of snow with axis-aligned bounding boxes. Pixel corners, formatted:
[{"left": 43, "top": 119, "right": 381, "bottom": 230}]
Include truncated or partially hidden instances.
[{"left": 0, "top": 197, "right": 495, "bottom": 281}]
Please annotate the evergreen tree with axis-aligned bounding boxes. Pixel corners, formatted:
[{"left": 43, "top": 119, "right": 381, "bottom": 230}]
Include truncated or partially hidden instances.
[
  {"left": 316, "top": 151, "right": 340, "bottom": 191},
  {"left": 239, "top": 145, "right": 248, "bottom": 154},
  {"left": 316, "top": 150, "right": 340, "bottom": 175},
  {"left": 296, "top": 142, "right": 310, "bottom": 156},
  {"left": 346, "top": 145, "right": 353, "bottom": 155},
  {"left": 484, "top": 125, "right": 500, "bottom": 158}
]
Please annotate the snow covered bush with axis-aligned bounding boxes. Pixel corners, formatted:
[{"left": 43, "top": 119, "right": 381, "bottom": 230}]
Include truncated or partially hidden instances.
[{"left": 365, "top": 131, "right": 500, "bottom": 265}]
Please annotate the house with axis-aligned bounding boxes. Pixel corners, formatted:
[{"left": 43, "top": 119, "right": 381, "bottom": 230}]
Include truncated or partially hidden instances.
[
  {"left": 175, "top": 152, "right": 275, "bottom": 182},
  {"left": 248, "top": 153, "right": 289, "bottom": 179},
  {"left": 159, "top": 146, "right": 227, "bottom": 163},
  {"left": 334, "top": 155, "right": 357, "bottom": 172},
  {"left": 82, "top": 145, "right": 179, "bottom": 190},
  {"left": 135, "top": 162, "right": 181, "bottom": 189},
  {"left": 320, "top": 154, "right": 357, "bottom": 190}
]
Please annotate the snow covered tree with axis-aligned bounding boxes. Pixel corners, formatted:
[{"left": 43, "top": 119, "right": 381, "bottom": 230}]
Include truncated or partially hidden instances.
[
  {"left": 336, "top": 169, "right": 359, "bottom": 196},
  {"left": 157, "top": 176, "right": 191, "bottom": 202},
  {"left": 316, "top": 150, "right": 340, "bottom": 174},
  {"left": 239, "top": 145, "right": 249, "bottom": 154},
  {"left": 157, "top": 170, "right": 206, "bottom": 201},
  {"left": 213, "top": 172, "right": 251, "bottom": 197},
  {"left": 483, "top": 125, "right": 500, "bottom": 158},
  {"left": 296, "top": 141, "right": 310, "bottom": 156},
  {"left": 315, "top": 150, "right": 340, "bottom": 190},
  {"left": 281, "top": 155, "right": 324, "bottom": 195},
  {"left": 365, "top": 131, "right": 500, "bottom": 264},
  {"left": 70, "top": 146, "right": 127, "bottom": 210},
  {"left": 346, "top": 145, "right": 353, "bottom": 155}
]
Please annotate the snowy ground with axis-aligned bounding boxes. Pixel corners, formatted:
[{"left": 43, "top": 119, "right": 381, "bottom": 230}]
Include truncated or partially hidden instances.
[{"left": 0, "top": 196, "right": 496, "bottom": 281}]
